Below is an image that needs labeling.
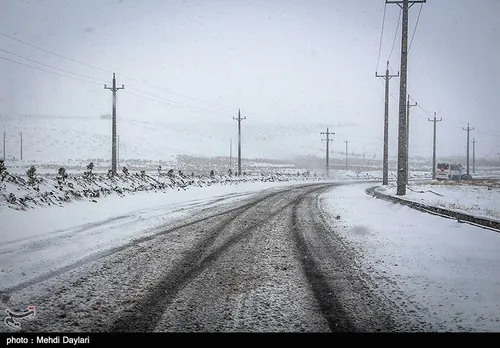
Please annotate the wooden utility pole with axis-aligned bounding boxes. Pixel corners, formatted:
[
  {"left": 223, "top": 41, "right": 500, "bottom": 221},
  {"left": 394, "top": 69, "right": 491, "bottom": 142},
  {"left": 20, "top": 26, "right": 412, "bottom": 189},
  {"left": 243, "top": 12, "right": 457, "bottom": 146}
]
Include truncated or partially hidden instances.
[
  {"left": 104, "top": 73, "right": 124, "bottom": 176},
  {"left": 376, "top": 61, "right": 399, "bottom": 185}
]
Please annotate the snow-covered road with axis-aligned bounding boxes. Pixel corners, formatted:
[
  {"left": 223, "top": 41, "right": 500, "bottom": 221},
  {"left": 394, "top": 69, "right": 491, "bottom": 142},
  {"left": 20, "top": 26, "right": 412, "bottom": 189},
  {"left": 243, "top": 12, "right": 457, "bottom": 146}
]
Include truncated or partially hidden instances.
[{"left": 0, "top": 181, "right": 306, "bottom": 292}]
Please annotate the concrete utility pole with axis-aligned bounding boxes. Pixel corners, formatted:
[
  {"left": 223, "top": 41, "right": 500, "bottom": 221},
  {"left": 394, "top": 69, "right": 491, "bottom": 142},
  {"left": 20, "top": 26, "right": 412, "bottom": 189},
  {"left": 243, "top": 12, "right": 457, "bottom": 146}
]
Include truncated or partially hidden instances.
[
  {"left": 406, "top": 95, "right": 417, "bottom": 183},
  {"left": 386, "top": 0, "right": 426, "bottom": 195},
  {"left": 233, "top": 109, "right": 246, "bottom": 176},
  {"left": 20, "top": 132, "right": 23, "bottom": 161},
  {"left": 376, "top": 61, "right": 399, "bottom": 185},
  {"left": 471, "top": 138, "right": 477, "bottom": 174},
  {"left": 344, "top": 140, "right": 349, "bottom": 170},
  {"left": 462, "top": 123, "right": 474, "bottom": 176},
  {"left": 104, "top": 73, "right": 124, "bottom": 176},
  {"left": 321, "top": 128, "right": 334, "bottom": 177},
  {"left": 2, "top": 131, "right": 5, "bottom": 160},
  {"left": 428, "top": 112, "right": 442, "bottom": 179}
]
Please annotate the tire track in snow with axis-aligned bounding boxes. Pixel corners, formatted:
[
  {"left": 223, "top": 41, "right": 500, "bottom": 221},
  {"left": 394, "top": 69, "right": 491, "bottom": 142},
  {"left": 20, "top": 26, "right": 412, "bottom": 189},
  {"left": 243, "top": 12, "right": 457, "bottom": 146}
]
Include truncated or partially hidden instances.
[
  {"left": 109, "top": 183, "right": 332, "bottom": 332},
  {"left": 291, "top": 186, "right": 400, "bottom": 332},
  {"left": 0, "top": 188, "right": 292, "bottom": 294}
]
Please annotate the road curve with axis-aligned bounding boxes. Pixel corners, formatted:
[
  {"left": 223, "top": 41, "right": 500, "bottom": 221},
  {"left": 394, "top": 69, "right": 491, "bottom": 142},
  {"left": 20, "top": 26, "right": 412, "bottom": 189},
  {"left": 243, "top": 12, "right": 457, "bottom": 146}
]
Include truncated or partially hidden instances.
[{"left": 6, "top": 182, "right": 404, "bottom": 333}]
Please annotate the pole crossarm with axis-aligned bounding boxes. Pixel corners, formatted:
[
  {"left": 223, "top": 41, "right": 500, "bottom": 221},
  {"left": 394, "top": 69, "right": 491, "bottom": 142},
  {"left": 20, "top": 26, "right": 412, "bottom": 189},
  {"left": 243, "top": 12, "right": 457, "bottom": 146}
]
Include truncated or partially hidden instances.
[{"left": 386, "top": 0, "right": 426, "bottom": 9}]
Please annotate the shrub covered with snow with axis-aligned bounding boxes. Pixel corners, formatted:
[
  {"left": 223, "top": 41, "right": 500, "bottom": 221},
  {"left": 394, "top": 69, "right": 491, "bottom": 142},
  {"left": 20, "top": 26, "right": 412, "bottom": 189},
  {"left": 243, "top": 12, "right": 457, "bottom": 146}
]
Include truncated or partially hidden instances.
[{"left": 0, "top": 168, "right": 325, "bottom": 211}]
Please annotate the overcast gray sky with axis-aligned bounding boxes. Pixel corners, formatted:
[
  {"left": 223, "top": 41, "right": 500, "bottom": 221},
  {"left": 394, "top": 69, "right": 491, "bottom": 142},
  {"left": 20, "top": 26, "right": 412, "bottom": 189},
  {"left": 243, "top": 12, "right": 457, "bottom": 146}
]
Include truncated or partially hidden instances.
[{"left": 0, "top": 0, "right": 499, "bottom": 159}]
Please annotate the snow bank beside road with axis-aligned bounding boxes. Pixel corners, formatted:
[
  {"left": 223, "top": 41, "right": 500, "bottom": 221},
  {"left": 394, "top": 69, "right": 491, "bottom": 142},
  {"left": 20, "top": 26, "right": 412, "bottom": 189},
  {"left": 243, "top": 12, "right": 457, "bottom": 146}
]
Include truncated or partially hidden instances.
[
  {"left": 375, "top": 180, "right": 500, "bottom": 221},
  {"left": 321, "top": 183, "right": 500, "bottom": 332},
  {"left": 0, "top": 168, "right": 321, "bottom": 212}
]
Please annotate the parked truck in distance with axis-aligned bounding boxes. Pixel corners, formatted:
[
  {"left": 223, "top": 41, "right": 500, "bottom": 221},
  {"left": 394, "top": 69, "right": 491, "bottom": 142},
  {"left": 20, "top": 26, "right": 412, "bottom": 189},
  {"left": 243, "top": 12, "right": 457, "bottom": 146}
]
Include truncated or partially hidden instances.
[{"left": 436, "top": 162, "right": 464, "bottom": 181}]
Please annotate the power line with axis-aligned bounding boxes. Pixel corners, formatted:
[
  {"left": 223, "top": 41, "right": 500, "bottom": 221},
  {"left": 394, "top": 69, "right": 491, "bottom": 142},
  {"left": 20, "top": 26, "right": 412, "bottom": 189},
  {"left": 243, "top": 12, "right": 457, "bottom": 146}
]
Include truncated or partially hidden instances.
[
  {"left": 409, "top": 3, "right": 424, "bottom": 52},
  {"left": 0, "top": 54, "right": 237, "bottom": 118},
  {"left": 0, "top": 31, "right": 291, "bottom": 125},
  {"left": 122, "top": 75, "right": 237, "bottom": 111},
  {"left": 0, "top": 55, "right": 103, "bottom": 85},
  {"left": 376, "top": 2, "right": 388, "bottom": 71},
  {"left": 0, "top": 31, "right": 112, "bottom": 74},
  {"left": 0, "top": 47, "right": 106, "bottom": 83},
  {"left": 0, "top": 31, "right": 241, "bottom": 113},
  {"left": 125, "top": 86, "right": 234, "bottom": 116},
  {"left": 388, "top": 8, "right": 402, "bottom": 63}
]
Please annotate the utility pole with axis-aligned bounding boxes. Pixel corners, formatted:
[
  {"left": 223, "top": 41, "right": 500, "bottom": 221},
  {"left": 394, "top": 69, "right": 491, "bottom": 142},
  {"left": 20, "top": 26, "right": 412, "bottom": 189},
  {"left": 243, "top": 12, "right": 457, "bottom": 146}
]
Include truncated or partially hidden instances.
[
  {"left": 321, "top": 128, "right": 334, "bottom": 177},
  {"left": 462, "top": 123, "right": 474, "bottom": 176},
  {"left": 406, "top": 95, "right": 417, "bottom": 183},
  {"left": 104, "top": 73, "right": 124, "bottom": 176},
  {"left": 2, "top": 131, "right": 5, "bottom": 160},
  {"left": 471, "top": 138, "right": 477, "bottom": 174},
  {"left": 117, "top": 134, "right": 120, "bottom": 169},
  {"left": 229, "top": 139, "right": 232, "bottom": 172},
  {"left": 376, "top": 61, "right": 399, "bottom": 185},
  {"left": 233, "top": 109, "right": 246, "bottom": 176},
  {"left": 344, "top": 140, "right": 349, "bottom": 170},
  {"left": 386, "top": 0, "right": 426, "bottom": 195},
  {"left": 428, "top": 112, "right": 442, "bottom": 179},
  {"left": 20, "top": 132, "right": 23, "bottom": 160}
]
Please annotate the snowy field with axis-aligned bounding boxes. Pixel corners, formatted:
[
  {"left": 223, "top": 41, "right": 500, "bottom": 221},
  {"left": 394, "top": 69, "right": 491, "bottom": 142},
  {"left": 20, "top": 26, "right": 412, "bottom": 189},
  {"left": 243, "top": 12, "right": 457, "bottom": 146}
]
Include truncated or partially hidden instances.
[
  {"left": 376, "top": 179, "right": 500, "bottom": 221},
  {"left": 322, "top": 183, "right": 500, "bottom": 332},
  {"left": 0, "top": 114, "right": 356, "bottom": 164}
]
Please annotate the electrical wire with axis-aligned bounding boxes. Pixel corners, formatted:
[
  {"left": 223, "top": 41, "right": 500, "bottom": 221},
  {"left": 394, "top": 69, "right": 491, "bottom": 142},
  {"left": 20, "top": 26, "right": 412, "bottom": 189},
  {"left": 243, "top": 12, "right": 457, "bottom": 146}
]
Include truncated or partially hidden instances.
[
  {"left": 376, "top": 1, "right": 388, "bottom": 72},
  {"left": 409, "top": 3, "right": 424, "bottom": 53},
  {"left": 0, "top": 55, "right": 103, "bottom": 85},
  {"left": 388, "top": 8, "right": 402, "bottom": 63},
  {"left": 0, "top": 47, "right": 106, "bottom": 84},
  {"left": 0, "top": 31, "right": 112, "bottom": 74}
]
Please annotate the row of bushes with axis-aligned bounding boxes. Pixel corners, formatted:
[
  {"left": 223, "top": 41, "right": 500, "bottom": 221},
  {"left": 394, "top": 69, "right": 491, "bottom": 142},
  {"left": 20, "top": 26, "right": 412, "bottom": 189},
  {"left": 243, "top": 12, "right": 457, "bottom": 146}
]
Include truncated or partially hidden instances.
[{"left": 0, "top": 160, "right": 315, "bottom": 185}]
